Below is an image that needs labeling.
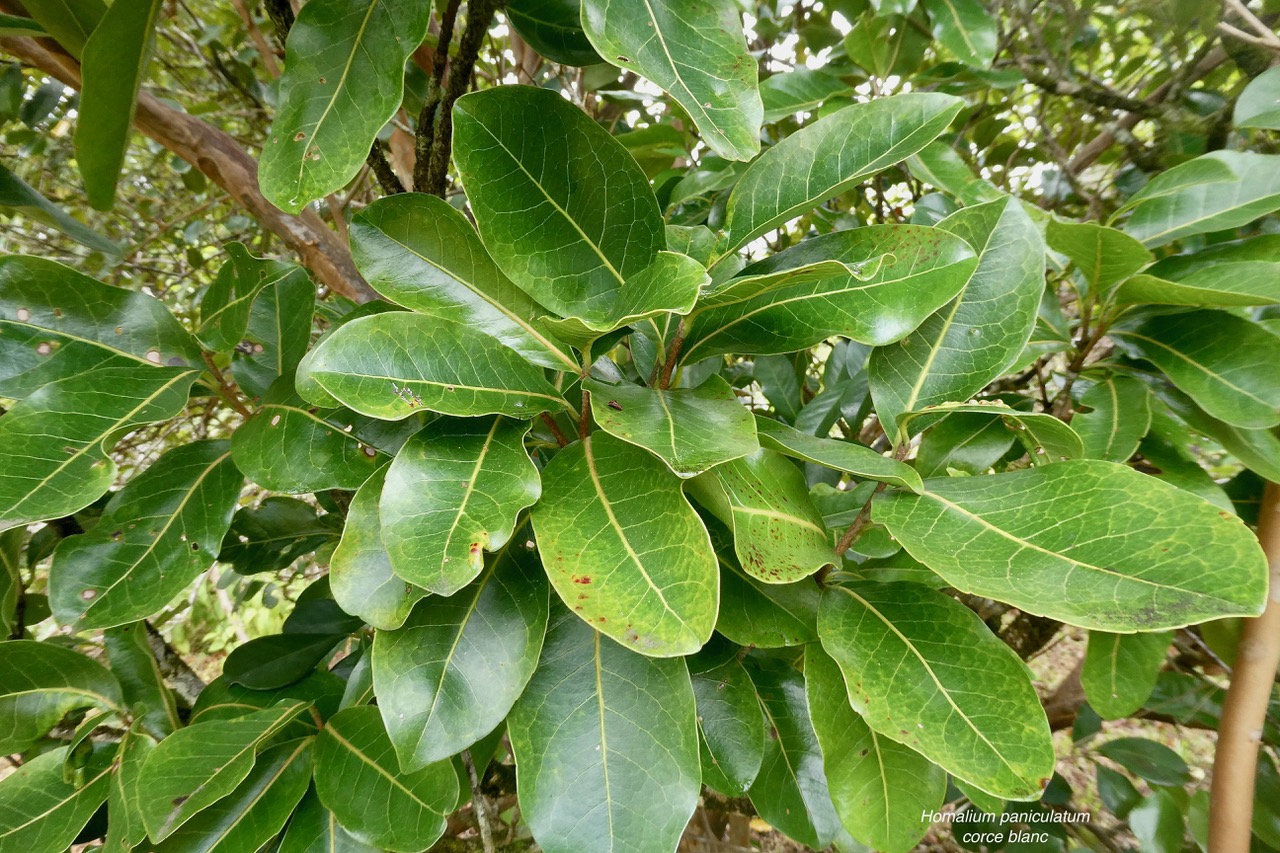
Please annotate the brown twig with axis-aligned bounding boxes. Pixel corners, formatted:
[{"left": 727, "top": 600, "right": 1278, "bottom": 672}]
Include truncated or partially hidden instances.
[
  {"left": 463, "top": 750, "right": 496, "bottom": 853},
  {"left": 657, "top": 321, "right": 687, "bottom": 389},
  {"left": 540, "top": 413, "right": 570, "bottom": 447},
  {"left": 1210, "top": 480, "right": 1280, "bottom": 853},
  {"left": 578, "top": 388, "right": 591, "bottom": 440},
  {"left": 423, "top": 0, "right": 499, "bottom": 196},
  {"left": 831, "top": 482, "right": 888, "bottom": 561},
  {"left": 201, "top": 352, "right": 253, "bottom": 418}
]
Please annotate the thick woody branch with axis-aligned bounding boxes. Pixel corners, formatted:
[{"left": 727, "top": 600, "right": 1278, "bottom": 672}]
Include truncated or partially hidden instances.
[
  {"left": 1210, "top": 481, "right": 1280, "bottom": 853},
  {"left": 0, "top": 34, "right": 378, "bottom": 303}
]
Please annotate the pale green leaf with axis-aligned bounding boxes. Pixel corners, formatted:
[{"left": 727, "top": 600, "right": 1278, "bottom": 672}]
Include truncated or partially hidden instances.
[
  {"left": 1116, "top": 234, "right": 1280, "bottom": 306},
  {"left": 1082, "top": 630, "right": 1172, "bottom": 719},
  {"left": 381, "top": 417, "right": 540, "bottom": 595},
  {"left": 760, "top": 68, "right": 853, "bottom": 123},
  {"left": 722, "top": 93, "right": 963, "bottom": 253},
  {"left": 1074, "top": 377, "right": 1152, "bottom": 462},
  {"left": 532, "top": 433, "right": 717, "bottom": 656},
  {"left": 1045, "top": 218, "right": 1152, "bottom": 295},
  {"left": 0, "top": 164, "right": 119, "bottom": 255},
  {"left": 873, "top": 460, "right": 1269, "bottom": 630},
  {"left": 898, "top": 402, "right": 1085, "bottom": 462},
  {"left": 299, "top": 312, "right": 571, "bottom": 420},
  {"left": 820, "top": 581, "right": 1054, "bottom": 799},
  {"left": 922, "top": 0, "right": 997, "bottom": 66},
  {"left": 585, "top": 374, "right": 759, "bottom": 478},
  {"left": 18, "top": 0, "right": 104, "bottom": 57},
  {"left": 1234, "top": 65, "right": 1280, "bottom": 130}
]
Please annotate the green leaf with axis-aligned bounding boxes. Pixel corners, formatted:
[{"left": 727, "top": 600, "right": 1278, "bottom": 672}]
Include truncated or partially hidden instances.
[
  {"left": 0, "top": 745, "right": 112, "bottom": 853},
  {"left": 541, "top": 250, "right": 709, "bottom": 339},
  {"left": 232, "top": 387, "right": 386, "bottom": 495},
  {"left": 1112, "top": 310, "right": 1280, "bottom": 429},
  {"left": 581, "top": 0, "right": 762, "bottom": 161},
  {"left": 231, "top": 268, "right": 315, "bottom": 400},
  {"left": 1121, "top": 151, "right": 1280, "bottom": 247},
  {"left": 899, "top": 401, "right": 1085, "bottom": 462},
  {"left": 223, "top": 634, "right": 342, "bottom": 691},
  {"left": 0, "top": 529, "right": 19, "bottom": 638},
  {"left": 49, "top": 440, "right": 242, "bottom": 630},
  {"left": 1082, "top": 630, "right": 1172, "bottom": 719},
  {"left": 1128, "top": 791, "right": 1186, "bottom": 853},
  {"left": 74, "top": 0, "right": 162, "bottom": 209},
  {"left": 843, "top": 12, "right": 929, "bottom": 79},
  {"left": 313, "top": 706, "right": 459, "bottom": 853},
  {"left": 279, "top": 789, "right": 380, "bottom": 853},
  {"left": 922, "top": 0, "right": 997, "bottom": 66},
  {"left": 0, "top": 164, "right": 119, "bottom": 255},
  {"left": 760, "top": 68, "right": 853, "bottom": 123},
  {"left": 1074, "top": 377, "right": 1152, "bottom": 462},
  {"left": 196, "top": 244, "right": 309, "bottom": 356},
  {"left": 744, "top": 657, "right": 848, "bottom": 849},
  {"left": 687, "top": 449, "right": 832, "bottom": 583},
  {"left": 504, "top": 0, "right": 600, "bottom": 66},
  {"left": 1118, "top": 241, "right": 1280, "bottom": 305},
  {"left": 258, "top": 0, "right": 431, "bottom": 212},
  {"left": 218, "top": 497, "right": 340, "bottom": 575},
  {"left": 712, "top": 514, "right": 820, "bottom": 647},
  {"left": 138, "top": 702, "right": 309, "bottom": 840},
  {"left": 683, "top": 225, "right": 977, "bottom": 363},
  {"left": 381, "top": 417, "right": 540, "bottom": 595},
  {"left": 1234, "top": 65, "right": 1280, "bottom": 130},
  {"left": 0, "top": 640, "right": 122, "bottom": 753},
  {"left": 0, "top": 256, "right": 202, "bottom": 400},
  {"left": 691, "top": 655, "right": 764, "bottom": 795},
  {"left": 330, "top": 468, "right": 425, "bottom": 631},
  {"left": 873, "top": 460, "right": 1269, "bottom": 630},
  {"left": 18, "top": 0, "right": 104, "bottom": 57},
  {"left": 915, "top": 410, "right": 1017, "bottom": 477},
  {"left": 189, "top": 671, "right": 343, "bottom": 731},
  {"left": 584, "top": 374, "right": 758, "bottom": 478},
  {"left": 1044, "top": 218, "right": 1152, "bottom": 295},
  {"left": 805, "top": 645, "right": 946, "bottom": 853},
  {"left": 1097, "top": 764, "right": 1142, "bottom": 819},
  {"left": 534, "top": 433, "right": 716, "bottom": 654},
  {"left": 0, "top": 13, "right": 46, "bottom": 37},
  {"left": 0, "top": 366, "right": 198, "bottom": 533},
  {"left": 373, "top": 538, "right": 548, "bottom": 770},
  {"left": 153, "top": 738, "right": 313, "bottom": 853},
  {"left": 869, "top": 197, "right": 1045, "bottom": 433},
  {"left": 105, "top": 624, "right": 180, "bottom": 739},
  {"left": 453, "top": 86, "right": 664, "bottom": 321},
  {"left": 103, "top": 726, "right": 154, "bottom": 853},
  {"left": 755, "top": 416, "right": 923, "bottom": 492},
  {"left": 507, "top": 609, "right": 701, "bottom": 853},
  {"left": 1096, "top": 737, "right": 1192, "bottom": 786},
  {"left": 819, "top": 581, "right": 1054, "bottom": 799},
  {"left": 299, "top": 311, "right": 571, "bottom": 420},
  {"left": 350, "top": 193, "right": 578, "bottom": 372},
  {"left": 1160, "top": 388, "right": 1280, "bottom": 483},
  {"left": 722, "top": 93, "right": 963, "bottom": 253}
]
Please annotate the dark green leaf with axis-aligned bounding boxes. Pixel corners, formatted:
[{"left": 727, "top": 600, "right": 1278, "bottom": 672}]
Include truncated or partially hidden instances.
[
  {"left": 49, "top": 440, "right": 242, "bottom": 630},
  {"left": 874, "top": 460, "right": 1268, "bottom": 630},
  {"left": 350, "top": 193, "right": 578, "bottom": 372},
  {"left": 218, "top": 497, "right": 340, "bottom": 575},
  {"left": 0, "top": 256, "right": 202, "bottom": 399},
  {"left": 915, "top": 411, "right": 1017, "bottom": 477},
  {"left": 819, "top": 582, "right": 1054, "bottom": 799},
  {"left": 104, "top": 623, "right": 180, "bottom": 739},
  {"left": 299, "top": 312, "right": 571, "bottom": 420},
  {"left": 585, "top": 374, "right": 759, "bottom": 477},
  {"left": 532, "top": 433, "right": 718, "bottom": 656},
  {"left": 74, "top": 0, "right": 162, "bottom": 209},
  {"left": 278, "top": 789, "right": 380, "bottom": 853},
  {"left": 381, "top": 417, "right": 540, "bottom": 595},
  {"left": 1096, "top": 737, "right": 1192, "bottom": 787},
  {"left": 103, "top": 726, "right": 154, "bottom": 853},
  {"left": 806, "top": 645, "right": 945, "bottom": 853},
  {"left": 692, "top": 656, "right": 764, "bottom": 795},
  {"left": 755, "top": 416, "right": 923, "bottom": 491},
  {"left": 373, "top": 538, "right": 548, "bottom": 770},
  {"left": 0, "top": 164, "right": 119, "bottom": 254},
  {"left": 18, "top": 0, "right": 104, "bottom": 57},
  {"left": 0, "top": 640, "right": 122, "bottom": 753},
  {"left": 453, "top": 86, "right": 664, "bottom": 321},
  {"left": 258, "top": 0, "right": 431, "bottom": 212},
  {"left": 722, "top": 93, "right": 963, "bottom": 253},
  {"left": 760, "top": 68, "right": 853, "bottom": 123},
  {"left": 899, "top": 401, "right": 1085, "bottom": 462},
  {"left": 504, "top": 0, "right": 600, "bottom": 65},
  {"left": 1074, "top": 377, "right": 1152, "bottom": 462},
  {"left": 313, "top": 706, "right": 458, "bottom": 853},
  {"left": 223, "top": 634, "right": 342, "bottom": 691},
  {"left": 581, "top": 0, "right": 762, "bottom": 161},
  {"left": 744, "top": 657, "right": 848, "bottom": 849},
  {"left": 714, "top": 530, "right": 820, "bottom": 647},
  {"left": 507, "top": 610, "right": 701, "bottom": 853},
  {"left": 1112, "top": 310, "right": 1280, "bottom": 429}
]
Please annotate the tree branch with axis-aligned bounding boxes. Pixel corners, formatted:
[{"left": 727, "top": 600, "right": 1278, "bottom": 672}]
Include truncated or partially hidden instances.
[
  {"left": 423, "top": 0, "right": 499, "bottom": 197},
  {"left": 1210, "top": 480, "right": 1280, "bottom": 853},
  {"left": 0, "top": 34, "right": 378, "bottom": 303}
]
